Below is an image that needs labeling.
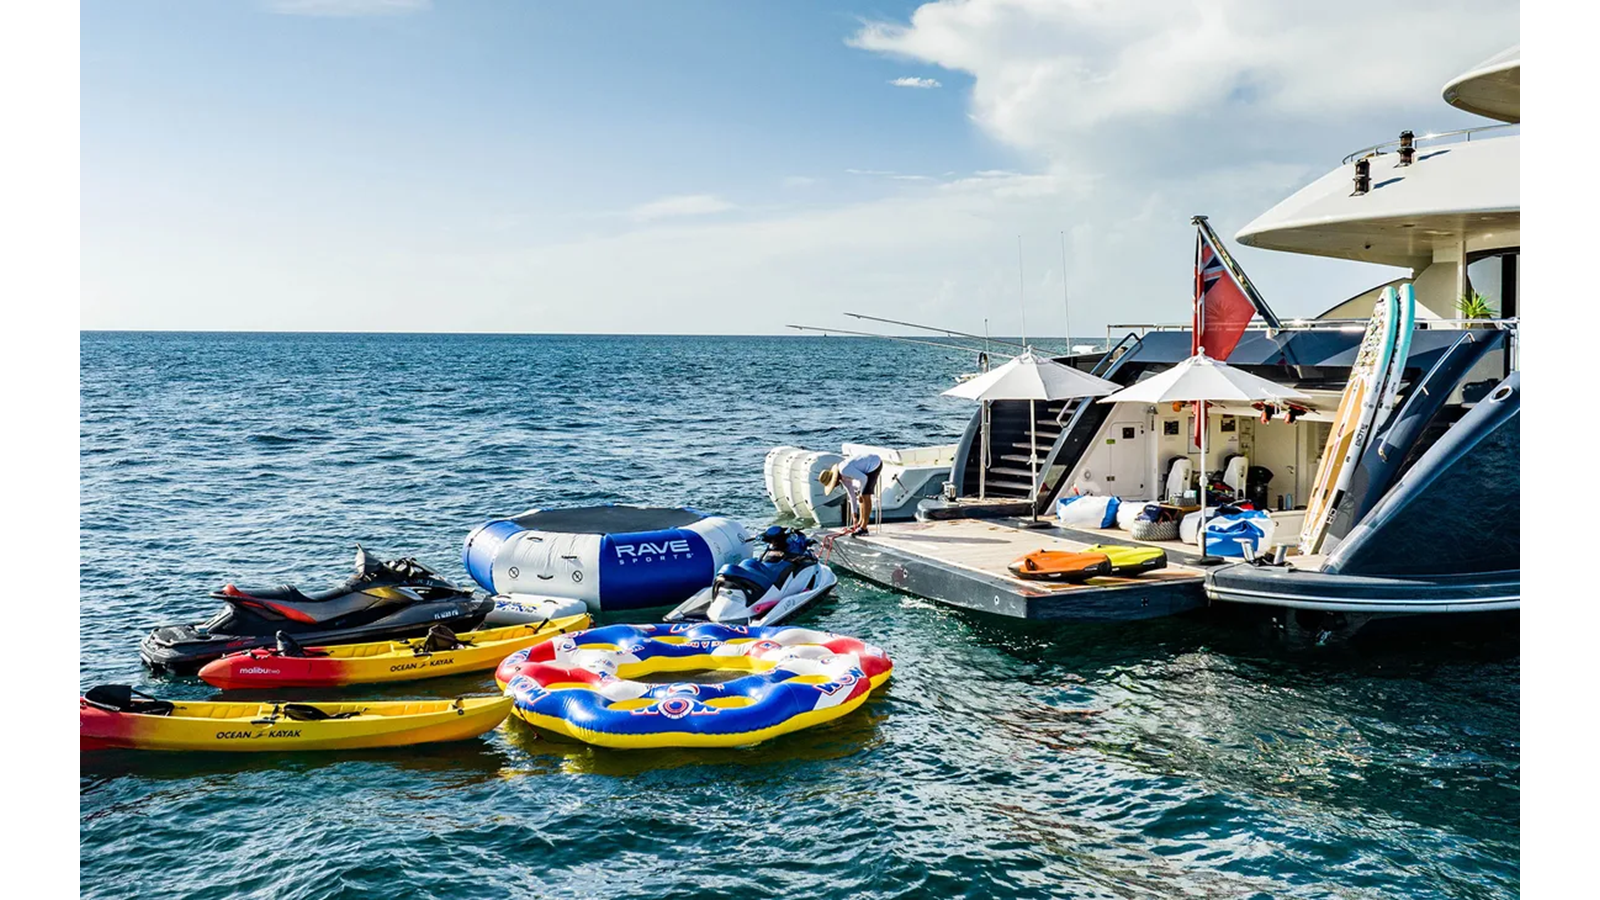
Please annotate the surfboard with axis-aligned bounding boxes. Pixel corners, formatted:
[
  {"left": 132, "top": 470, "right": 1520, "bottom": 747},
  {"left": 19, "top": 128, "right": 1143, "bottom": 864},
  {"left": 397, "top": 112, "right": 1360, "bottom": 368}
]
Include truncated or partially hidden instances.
[
  {"left": 1299, "top": 287, "right": 1399, "bottom": 555},
  {"left": 1373, "top": 282, "right": 1417, "bottom": 430}
]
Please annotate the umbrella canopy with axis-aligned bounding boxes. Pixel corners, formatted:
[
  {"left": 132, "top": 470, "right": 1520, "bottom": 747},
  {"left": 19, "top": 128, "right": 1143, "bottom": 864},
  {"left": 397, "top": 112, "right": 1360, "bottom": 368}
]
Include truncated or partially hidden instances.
[
  {"left": 1096, "top": 348, "right": 1306, "bottom": 559},
  {"left": 942, "top": 351, "right": 1118, "bottom": 520},
  {"left": 943, "top": 351, "right": 1118, "bottom": 401},
  {"left": 1093, "top": 348, "right": 1308, "bottom": 405}
]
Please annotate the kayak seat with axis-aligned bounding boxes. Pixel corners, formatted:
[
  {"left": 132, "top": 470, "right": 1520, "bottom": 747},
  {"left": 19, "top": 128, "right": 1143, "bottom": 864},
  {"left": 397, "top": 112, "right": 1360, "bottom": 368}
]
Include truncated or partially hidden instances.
[
  {"left": 281, "top": 704, "right": 362, "bottom": 722},
  {"left": 83, "top": 684, "right": 175, "bottom": 717},
  {"left": 274, "top": 631, "right": 329, "bottom": 658},
  {"left": 417, "top": 624, "right": 470, "bottom": 653}
]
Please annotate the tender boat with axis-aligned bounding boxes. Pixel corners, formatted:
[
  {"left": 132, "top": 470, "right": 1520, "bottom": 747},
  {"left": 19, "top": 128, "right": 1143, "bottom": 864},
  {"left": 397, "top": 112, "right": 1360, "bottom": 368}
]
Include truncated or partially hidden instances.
[{"left": 765, "top": 443, "right": 956, "bottom": 525}]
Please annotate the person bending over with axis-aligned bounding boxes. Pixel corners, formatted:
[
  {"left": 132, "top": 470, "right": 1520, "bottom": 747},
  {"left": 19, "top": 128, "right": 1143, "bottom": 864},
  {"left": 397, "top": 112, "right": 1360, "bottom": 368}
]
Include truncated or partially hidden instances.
[{"left": 819, "top": 452, "right": 882, "bottom": 536}]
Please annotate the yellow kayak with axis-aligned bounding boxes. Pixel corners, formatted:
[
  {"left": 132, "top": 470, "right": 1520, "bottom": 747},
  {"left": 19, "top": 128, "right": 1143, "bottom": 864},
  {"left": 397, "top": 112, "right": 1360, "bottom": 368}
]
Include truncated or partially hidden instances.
[
  {"left": 198, "top": 615, "right": 591, "bottom": 689},
  {"left": 81, "top": 688, "right": 512, "bottom": 752}
]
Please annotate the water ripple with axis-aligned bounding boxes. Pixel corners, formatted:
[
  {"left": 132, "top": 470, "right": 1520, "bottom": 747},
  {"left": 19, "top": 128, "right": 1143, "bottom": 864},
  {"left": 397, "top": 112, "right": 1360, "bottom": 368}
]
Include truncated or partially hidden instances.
[{"left": 80, "top": 332, "right": 1518, "bottom": 899}]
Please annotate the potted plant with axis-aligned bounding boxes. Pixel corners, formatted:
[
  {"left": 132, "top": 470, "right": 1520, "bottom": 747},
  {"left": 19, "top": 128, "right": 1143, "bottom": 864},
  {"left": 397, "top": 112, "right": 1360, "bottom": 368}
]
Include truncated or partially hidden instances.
[{"left": 1458, "top": 290, "right": 1495, "bottom": 323}]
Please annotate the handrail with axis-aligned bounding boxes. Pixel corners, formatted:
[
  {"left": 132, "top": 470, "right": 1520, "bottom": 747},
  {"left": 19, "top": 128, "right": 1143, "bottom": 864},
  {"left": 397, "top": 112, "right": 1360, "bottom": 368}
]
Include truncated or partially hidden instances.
[
  {"left": 1108, "top": 318, "right": 1519, "bottom": 333},
  {"left": 1090, "top": 331, "right": 1138, "bottom": 376},
  {"left": 1056, "top": 331, "right": 1139, "bottom": 424},
  {"left": 1341, "top": 123, "right": 1518, "bottom": 165}
]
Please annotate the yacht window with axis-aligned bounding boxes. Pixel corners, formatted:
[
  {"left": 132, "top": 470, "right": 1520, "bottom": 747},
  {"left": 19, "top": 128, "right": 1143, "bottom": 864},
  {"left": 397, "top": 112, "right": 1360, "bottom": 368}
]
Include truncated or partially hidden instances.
[{"left": 1466, "top": 248, "right": 1519, "bottom": 318}]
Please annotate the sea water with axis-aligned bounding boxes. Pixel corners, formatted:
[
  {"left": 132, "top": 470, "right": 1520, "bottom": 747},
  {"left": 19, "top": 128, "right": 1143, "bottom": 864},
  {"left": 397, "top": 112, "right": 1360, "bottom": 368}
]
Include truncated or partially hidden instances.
[{"left": 80, "top": 332, "right": 1519, "bottom": 899}]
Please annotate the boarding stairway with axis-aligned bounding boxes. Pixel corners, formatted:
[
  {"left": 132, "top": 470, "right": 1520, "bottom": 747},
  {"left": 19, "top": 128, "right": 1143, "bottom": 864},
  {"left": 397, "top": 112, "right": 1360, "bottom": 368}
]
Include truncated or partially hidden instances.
[
  {"left": 952, "top": 335, "right": 1141, "bottom": 511},
  {"left": 963, "top": 399, "right": 1074, "bottom": 499}
]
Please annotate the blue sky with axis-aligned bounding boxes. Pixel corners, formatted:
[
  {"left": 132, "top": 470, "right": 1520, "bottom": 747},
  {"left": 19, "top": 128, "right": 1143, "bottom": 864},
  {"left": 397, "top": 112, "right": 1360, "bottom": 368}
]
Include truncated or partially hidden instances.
[{"left": 82, "top": 0, "right": 1518, "bottom": 334}]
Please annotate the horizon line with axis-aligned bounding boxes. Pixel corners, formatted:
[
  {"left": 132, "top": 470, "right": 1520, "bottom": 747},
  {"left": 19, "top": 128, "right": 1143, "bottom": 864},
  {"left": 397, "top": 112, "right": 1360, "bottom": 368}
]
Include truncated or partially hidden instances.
[{"left": 80, "top": 328, "right": 1098, "bottom": 340}]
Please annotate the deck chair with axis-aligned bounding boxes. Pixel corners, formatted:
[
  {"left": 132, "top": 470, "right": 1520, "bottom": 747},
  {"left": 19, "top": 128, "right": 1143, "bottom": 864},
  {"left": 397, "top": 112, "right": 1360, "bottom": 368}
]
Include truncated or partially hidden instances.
[
  {"left": 1163, "top": 457, "right": 1193, "bottom": 503},
  {"left": 1223, "top": 455, "right": 1249, "bottom": 500}
]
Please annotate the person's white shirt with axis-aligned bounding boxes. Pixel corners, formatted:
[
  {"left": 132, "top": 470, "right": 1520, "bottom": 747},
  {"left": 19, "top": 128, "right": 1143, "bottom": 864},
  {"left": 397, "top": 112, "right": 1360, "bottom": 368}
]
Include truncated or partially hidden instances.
[{"left": 836, "top": 453, "right": 881, "bottom": 511}]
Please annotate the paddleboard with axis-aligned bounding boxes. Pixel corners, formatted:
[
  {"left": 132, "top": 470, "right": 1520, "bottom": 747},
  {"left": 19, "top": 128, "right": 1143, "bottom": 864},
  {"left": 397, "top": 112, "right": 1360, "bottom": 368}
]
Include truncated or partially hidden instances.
[
  {"left": 1373, "top": 282, "right": 1417, "bottom": 430},
  {"left": 1299, "top": 287, "right": 1399, "bottom": 555}
]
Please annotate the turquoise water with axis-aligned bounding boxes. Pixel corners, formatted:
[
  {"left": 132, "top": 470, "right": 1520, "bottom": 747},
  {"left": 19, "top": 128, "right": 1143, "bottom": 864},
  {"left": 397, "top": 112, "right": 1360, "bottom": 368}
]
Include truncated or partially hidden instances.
[{"left": 80, "top": 332, "right": 1518, "bottom": 899}]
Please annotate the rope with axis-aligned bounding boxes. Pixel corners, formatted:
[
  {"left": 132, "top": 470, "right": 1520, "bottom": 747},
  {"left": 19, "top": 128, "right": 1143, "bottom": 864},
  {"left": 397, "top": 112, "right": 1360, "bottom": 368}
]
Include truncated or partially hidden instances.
[{"left": 818, "top": 529, "right": 854, "bottom": 565}]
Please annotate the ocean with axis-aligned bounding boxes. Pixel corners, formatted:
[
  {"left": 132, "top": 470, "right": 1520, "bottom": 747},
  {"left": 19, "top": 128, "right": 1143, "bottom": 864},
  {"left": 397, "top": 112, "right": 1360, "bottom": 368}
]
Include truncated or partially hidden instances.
[{"left": 80, "top": 331, "right": 1519, "bottom": 899}]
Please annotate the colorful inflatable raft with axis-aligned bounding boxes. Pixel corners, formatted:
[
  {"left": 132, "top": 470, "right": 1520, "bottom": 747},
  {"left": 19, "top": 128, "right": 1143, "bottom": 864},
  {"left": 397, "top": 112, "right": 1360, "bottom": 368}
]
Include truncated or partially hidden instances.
[
  {"left": 1081, "top": 545, "right": 1169, "bottom": 576},
  {"left": 1007, "top": 550, "right": 1111, "bottom": 582},
  {"left": 80, "top": 686, "right": 511, "bottom": 752},
  {"left": 495, "top": 623, "right": 893, "bottom": 749},
  {"left": 197, "top": 616, "right": 591, "bottom": 690},
  {"left": 1008, "top": 545, "right": 1169, "bottom": 582}
]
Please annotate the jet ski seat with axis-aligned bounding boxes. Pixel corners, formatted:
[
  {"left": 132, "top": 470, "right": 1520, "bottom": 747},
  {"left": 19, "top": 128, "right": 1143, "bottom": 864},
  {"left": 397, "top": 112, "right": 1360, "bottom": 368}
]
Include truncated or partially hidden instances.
[
  {"left": 217, "top": 584, "right": 390, "bottom": 621},
  {"left": 717, "top": 558, "right": 795, "bottom": 594},
  {"left": 221, "top": 584, "right": 342, "bottom": 604}
]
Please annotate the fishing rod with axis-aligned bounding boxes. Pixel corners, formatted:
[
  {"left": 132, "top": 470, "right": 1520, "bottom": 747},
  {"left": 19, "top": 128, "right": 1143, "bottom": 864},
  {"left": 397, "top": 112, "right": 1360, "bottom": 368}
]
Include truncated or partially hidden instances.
[
  {"left": 843, "top": 312, "right": 1034, "bottom": 351},
  {"left": 786, "top": 323, "right": 989, "bottom": 355}
]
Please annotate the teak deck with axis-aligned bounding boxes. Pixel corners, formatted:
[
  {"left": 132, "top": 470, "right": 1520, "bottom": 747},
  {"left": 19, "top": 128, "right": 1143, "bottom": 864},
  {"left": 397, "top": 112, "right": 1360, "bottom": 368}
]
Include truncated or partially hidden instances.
[{"left": 824, "top": 518, "right": 1209, "bottom": 621}]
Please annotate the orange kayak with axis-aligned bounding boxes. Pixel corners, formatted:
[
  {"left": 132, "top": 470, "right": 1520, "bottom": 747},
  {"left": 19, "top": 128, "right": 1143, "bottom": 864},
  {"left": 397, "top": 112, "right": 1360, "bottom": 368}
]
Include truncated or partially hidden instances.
[{"left": 1007, "top": 550, "right": 1112, "bottom": 582}]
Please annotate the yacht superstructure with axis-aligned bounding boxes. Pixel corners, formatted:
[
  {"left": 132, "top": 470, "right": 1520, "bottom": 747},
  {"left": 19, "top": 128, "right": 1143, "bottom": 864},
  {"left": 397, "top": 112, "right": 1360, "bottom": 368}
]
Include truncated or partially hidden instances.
[
  {"left": 879, "top": 46, "right": 1521, "bottom": 637},
  {"left": 1201, "top": 45, "right": 1520, "bottom": 634}
]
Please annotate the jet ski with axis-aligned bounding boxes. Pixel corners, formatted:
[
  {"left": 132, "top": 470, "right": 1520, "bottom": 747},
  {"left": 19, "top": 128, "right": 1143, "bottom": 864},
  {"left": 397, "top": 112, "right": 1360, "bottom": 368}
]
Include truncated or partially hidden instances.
[
  {"left": 663, "top": 526, "right": 838, "bottom": 627},
  {"left": 139, "top": 545, "right": 495, "bottom": 674}
]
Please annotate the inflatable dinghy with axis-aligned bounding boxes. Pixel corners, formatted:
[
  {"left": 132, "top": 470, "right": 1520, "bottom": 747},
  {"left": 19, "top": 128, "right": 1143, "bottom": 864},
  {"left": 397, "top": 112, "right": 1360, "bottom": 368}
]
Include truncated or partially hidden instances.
[
  {"left": 1082, "top": 544, "right": 1168, "bottom": 576},
  {"left": 463, "top": 507, "right": 749, "bottom": 621},
  {"left": 1007, "top": 550, "right": 1112, "bottom": 582}
]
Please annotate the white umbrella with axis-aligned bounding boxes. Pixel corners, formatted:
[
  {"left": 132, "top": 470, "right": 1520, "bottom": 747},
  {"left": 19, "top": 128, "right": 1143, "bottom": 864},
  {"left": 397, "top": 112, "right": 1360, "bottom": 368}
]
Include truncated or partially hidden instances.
[
  {"left": 1096, "top": 348, "right": 1307, "bottom": 557},
  {"left": 944, "top": 351, "right": 1119, "bottom": 521}
]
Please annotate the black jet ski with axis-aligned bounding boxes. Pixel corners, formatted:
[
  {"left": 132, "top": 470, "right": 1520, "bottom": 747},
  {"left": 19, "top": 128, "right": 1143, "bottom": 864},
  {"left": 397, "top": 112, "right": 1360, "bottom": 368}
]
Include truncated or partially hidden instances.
[{"left": 139, "top": 545, "right": 494, "bottom": 674}]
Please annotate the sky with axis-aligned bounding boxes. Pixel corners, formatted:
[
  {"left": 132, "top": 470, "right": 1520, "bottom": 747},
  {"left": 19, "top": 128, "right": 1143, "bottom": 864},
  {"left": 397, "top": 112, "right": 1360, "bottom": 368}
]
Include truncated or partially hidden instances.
[{"left": 80, "top": 0, "right": 1520, "bottom": 335}]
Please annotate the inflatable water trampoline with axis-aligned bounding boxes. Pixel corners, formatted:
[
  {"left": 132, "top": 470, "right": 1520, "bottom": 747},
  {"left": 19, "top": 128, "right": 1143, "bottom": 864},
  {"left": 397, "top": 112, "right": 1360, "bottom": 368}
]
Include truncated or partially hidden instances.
[{"left": 463, "top": 506, "right": 749, "bottom": 623}]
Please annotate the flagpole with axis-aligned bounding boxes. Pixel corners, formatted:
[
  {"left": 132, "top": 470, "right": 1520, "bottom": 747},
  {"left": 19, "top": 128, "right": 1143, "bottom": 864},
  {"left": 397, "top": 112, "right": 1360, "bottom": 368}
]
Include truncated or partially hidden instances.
[
  {"left": 1192, "top": 224, "right": 1206, "bottom": 464},
  {"left": 1193, "top": 215, "right": 1281, "bottom": 330},
  {"left": 1199, "top": 393, "right": 1209, "bottom": 558}
]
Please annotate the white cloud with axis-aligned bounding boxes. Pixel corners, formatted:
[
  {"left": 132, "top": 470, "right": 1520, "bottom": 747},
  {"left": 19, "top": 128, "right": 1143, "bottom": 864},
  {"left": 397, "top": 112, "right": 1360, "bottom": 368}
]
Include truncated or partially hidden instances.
[
  {"left": 846, "top": 168, "right": 935, "bottom": 181},
  {"left": 87, "top": 0, "right": 1520, "bottom": 336},
  {"left": 265, "top": 0, "right": 430, "bottom": 16},
  {"left": 851, "top": 0, "right": 1517, "bottom": 176},
  {"left": 626, "top": 193, "right": 737, "bottom": 223},
  {"left": 889, "top": 76, "right": 943, "bottom": 89}
]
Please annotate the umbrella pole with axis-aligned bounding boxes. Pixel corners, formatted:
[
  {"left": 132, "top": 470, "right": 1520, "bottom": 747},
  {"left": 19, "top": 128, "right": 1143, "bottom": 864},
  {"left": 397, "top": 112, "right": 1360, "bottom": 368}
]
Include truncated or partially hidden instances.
[
  {"left": 1199, "top": 403, "right": 1209, "bottom": 559},
  {"left": 1030, "top": 398, "right": 1039, "bottom": 523}
]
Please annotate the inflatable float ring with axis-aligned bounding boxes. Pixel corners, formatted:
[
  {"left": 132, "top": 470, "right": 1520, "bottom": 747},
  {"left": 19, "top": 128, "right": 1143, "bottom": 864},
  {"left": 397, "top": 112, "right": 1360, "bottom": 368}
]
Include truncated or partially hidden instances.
[{"left": 495, "top": 623, "right": 892, "bottom": 749}]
